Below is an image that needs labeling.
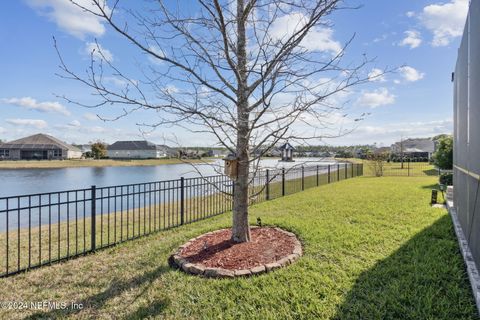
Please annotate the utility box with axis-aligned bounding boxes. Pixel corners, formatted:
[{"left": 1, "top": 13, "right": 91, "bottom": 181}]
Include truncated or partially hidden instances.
[{"left": 223, "top": 154, "right": 238, "bottom": 180}]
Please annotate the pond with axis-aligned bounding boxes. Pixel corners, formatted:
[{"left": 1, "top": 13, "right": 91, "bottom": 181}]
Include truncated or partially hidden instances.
[{"left": 0, "top": 158, "right": 339, "bottom": 197}]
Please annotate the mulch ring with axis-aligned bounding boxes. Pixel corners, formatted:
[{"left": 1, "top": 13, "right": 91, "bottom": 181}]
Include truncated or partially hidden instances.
[{"left": 171, "top": 226, "right": 302, "bottom": 278}]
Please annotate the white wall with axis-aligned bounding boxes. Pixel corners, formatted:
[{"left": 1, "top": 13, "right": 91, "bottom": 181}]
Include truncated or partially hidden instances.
[
  {"left": 66, "top": 150, "right": 82, "bottom": 159},
  {"left": 107, "top": 149, "right": 166, "bottom": 159}
]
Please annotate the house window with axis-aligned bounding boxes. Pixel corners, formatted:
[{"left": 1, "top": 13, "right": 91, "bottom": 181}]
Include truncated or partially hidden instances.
[
  {"left": 0, "top": 149, "right": 9, "bottom": 157},
  {"left": 53, "top": 149, "right": 62, "bottom": 157}
]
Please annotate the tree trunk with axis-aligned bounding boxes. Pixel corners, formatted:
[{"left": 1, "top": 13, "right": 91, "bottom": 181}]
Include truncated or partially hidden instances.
[{"left": 231, "top": 0, "right": 251, "bottom": 243}]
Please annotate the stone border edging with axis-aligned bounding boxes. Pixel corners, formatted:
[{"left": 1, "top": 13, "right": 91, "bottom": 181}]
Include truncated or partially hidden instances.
[
  {"left": 446, "top": 200, "right": 480, "bottom": 316},
  {"left": 171, "top": 226, "right": 303, "bottom": 278}
]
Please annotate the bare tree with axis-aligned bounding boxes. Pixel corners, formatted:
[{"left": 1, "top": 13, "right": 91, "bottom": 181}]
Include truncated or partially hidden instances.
[
  {"left": 367, "top": 151, "right": 388, "bottom": 177},
  {"left": 56, "top": 0, "right": 379, "bottom": 242}
]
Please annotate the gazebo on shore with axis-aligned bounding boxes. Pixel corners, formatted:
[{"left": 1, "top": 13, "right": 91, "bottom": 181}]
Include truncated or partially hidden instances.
[{"left": 279, "top": 142, "right": 295, "bottom": 162}]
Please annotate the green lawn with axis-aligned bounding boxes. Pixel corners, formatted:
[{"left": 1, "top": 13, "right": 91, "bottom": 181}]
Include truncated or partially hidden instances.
[{"left": 0, "top": 177, "right": 476, "bottom": 319}]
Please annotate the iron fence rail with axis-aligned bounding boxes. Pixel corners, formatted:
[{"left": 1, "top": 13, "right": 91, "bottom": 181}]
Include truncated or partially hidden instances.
[
  {"left": 0, "top": 163, "right": 363, "bottom": 277},
  {"left": 361, "top": 161, "right": 440, "bottom": 177}
]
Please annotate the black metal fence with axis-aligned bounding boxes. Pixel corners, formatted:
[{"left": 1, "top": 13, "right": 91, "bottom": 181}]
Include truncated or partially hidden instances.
[
  {"left": 362, "top": 161, "right": 439, "bottom": 177},
  {"left": 0, "top": 163, "right": 363, "bottom": 277}
]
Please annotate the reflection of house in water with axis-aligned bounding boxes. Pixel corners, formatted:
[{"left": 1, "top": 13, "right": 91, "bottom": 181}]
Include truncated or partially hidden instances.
[{"left": 278, "top": 142, "right": 295, "bottom": 162}]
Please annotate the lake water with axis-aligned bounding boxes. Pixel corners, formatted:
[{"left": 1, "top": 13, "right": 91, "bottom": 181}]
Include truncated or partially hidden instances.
[{"left": 0, "top": 158, "right": 338, "bottom": 197}]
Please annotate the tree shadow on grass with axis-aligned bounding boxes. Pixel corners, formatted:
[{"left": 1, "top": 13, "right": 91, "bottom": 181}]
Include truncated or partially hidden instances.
[
  {"left": 423, "top": 168, "right": 439, "bottom": 176},
  {"left": 333, "top": 215, "right": 477, "bottom": 320},
  {"left": 420, "top": 183, "right": 440, "bottom": 190},
  {"left": 24, "top": 264, "right": 172, "bottom": 319}
]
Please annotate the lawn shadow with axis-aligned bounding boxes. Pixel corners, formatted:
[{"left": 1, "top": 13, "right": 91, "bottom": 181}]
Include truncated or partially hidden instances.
[
  {"left": 124, "top": 299, "right": 170, "bottom": 320},
  {"left": 423, "top": 168, "right": 439, "bottom": 176},
  {"left": 333, "top": 215, "right": 477, "bottom": 320},
  {"left": 24, "top": 264, "right": 172, "bottom": 319},
  {"left": 420, "top": 183, "right": 440, "bottom": 190}
]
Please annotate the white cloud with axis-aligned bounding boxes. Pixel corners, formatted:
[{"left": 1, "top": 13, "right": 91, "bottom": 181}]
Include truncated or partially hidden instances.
[
  {"left": 54, "top": 120, "right": 82, "bottom": 130},
  {"left": 148, "top": 46, "right": 167, "bottom": 65},
  {"left": 6, "top": 119, "right": 48, "bottom": 129},
  {"left": 368, "top": 68, "right": 386, "bottom": 82},
  {"left": 26, "top": 0, "right": 110, "bottom": 39},
  {"left": 165, "top": 85, "right": 179, "bottom": 94},
  {"left": 0, "top": 127, "right": 5, "bottom": 134},
  {"left": 54, "top": 122, "right": 106, "bottom": 134},
  {"left": 399, "top": 30, "right": 422, "bottom": 49},
  {"left": 357, "top": 88, "right": 396, "bottom": 108},
  {"left": 419, "top": 0, "right": 469, "bottom": 46},
  {"left": 69, "top": 120, "right": 81, "bottom": 127},
  {"left": 83, "top": 113, "right": 98, "bottom": 121},
  {"left": 345, "top": 118, "right": 453, "bottom": 145},
  {"left": 406, "top": 11, "right": 416, "bottom": 18},
  {"left": 86, "top": 126, "right": 107, "bottom": 133},
  {"left": 373, "top": 34, "right": 388, "bottom": 43},
  {"left": 399, "top": 66, "right": 425, "bottom": 82},
  {"left": 1, "top": 97, "right": 70, "bottom": 116},
  {"left": 270, "top": 12, "right": 342, "bottom": 56},
  {"left": 85, "top": 42, "right": 113, "bottom": 62}
]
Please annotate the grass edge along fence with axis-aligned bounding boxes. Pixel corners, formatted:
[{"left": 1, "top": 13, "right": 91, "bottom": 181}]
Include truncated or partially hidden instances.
[
  {"left": 0, "top": 163, "right": 363, "bottom": 277},
  {"left": 349, "top": 159, "right": 439, "bottom": 177}
]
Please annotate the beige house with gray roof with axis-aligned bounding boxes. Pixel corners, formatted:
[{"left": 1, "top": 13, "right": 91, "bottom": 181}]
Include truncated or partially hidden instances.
[
  {"left": 107, "top": 140, "right": 173, "bottom": 159},
  {"left": 0, "top": 133, "right": 82, "bottom": 160},
  {"left": 391, "top": 138, "right": 435, "bottom": 159}
]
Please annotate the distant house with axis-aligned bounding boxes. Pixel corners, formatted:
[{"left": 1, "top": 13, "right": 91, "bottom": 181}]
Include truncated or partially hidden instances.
[
  {"left": 270, "top": 148, "right": 282, "bottom": 157},
  {"left": 0, "top": 133, "right": 82, "bottom": 160},
  {"left": 211, "top": 149, "right": 228, "bottom": 158},
  {"left": 316, "top": 151, "right": 332, "bottom": 158},
  {"left": 74, "top": 144, "right": 92, "bottom": 156},
  {"left": 391, "top": 138, "right": 435, "bottom": 160},
  {"left": 374, "top": 147, "right": 391, "bottom": 154},
  {"left": 107, "top": 140, "right": 173, "bottom": 159}
]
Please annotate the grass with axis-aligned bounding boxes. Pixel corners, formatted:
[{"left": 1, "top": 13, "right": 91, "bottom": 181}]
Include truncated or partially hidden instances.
[
  {"left": 348, "top": 159, "right": 437, "bottom": 177},
  {"left": 0, "top": 176, "right": 476, "bottom": 319},
  {"left": 0, "top": 158, "right": 209, "bottom": 169}
]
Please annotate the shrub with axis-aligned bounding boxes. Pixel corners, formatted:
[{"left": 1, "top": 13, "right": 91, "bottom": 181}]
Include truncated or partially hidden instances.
[
  {"left": 440, "top": 173, "right": 453, "bottom": 186},
  {"left": 367, "top": 152, "right": 389, "bottom": 177},
  {"left": 91, "top": 142, "right": 108, "bottom": 159},
  {"left": 433, "top": 136, "right": 453, "bottom": 170}
]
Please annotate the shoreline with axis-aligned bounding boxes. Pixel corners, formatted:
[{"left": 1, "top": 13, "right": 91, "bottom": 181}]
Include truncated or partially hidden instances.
[{"left": 0, "top": 158, "right": 214, "bottom": 170}]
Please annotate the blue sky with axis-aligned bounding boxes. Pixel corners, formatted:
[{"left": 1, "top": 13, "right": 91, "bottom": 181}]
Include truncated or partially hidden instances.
[{"left": 0, "top": 0, "right": 469, "bottom": 147}]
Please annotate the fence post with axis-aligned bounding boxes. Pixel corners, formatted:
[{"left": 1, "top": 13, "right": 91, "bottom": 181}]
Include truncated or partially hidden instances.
[
  {"left": 282, "top": 168, "right": 285, "bottom": 196},
  {"left": 316, "top": 165, "right": 319, "bottom": 186},
  {"left": 91, "top": 185, "right": 96, "bottom": 252},
  {"left": 351, "top": 164, "right": 354, "bottom": 178},
  {"left": 337, "top": 164, "right": 340, "bottom": 181},
  {"left": 180, "top": 177, "right": 185, "bottom": 225},
  {"left": 328, "top": 165, "right": 331, "bottom": 183},
  {"left": 302, "top": 166, "right": 305, "bottom": 190},
  {"left": 408, "top": 159, "right": 411, "bottom": 177},
  {"left": 266, "top": 169, "right": 270, "bottom": 200},
  {"left": 345, "top": 163, "right": 348, "bottom": 179}
]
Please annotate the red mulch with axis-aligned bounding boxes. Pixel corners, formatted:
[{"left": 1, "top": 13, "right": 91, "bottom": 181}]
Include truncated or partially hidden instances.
[{"left": 179, "top": 227, "right": 296, "bottom": 270}]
